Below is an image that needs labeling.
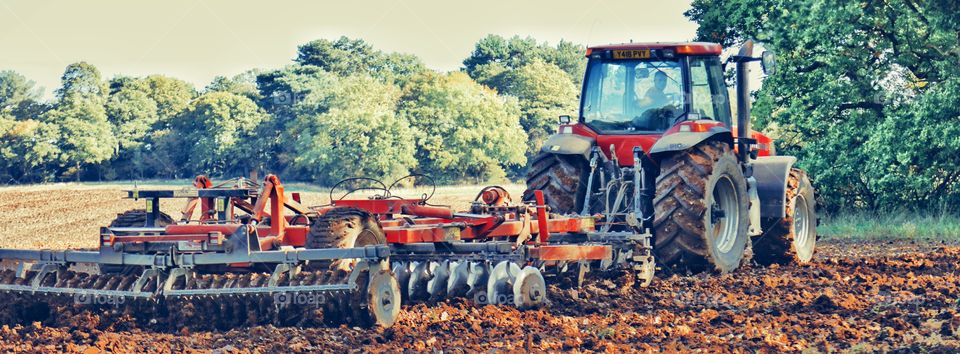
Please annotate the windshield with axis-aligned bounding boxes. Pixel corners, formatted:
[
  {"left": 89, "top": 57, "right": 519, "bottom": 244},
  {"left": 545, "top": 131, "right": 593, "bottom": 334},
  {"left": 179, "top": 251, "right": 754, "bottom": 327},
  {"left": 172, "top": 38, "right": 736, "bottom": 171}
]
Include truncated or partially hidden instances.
[{"left": 580, "top": 59, "right": 685, "bottom": 132}]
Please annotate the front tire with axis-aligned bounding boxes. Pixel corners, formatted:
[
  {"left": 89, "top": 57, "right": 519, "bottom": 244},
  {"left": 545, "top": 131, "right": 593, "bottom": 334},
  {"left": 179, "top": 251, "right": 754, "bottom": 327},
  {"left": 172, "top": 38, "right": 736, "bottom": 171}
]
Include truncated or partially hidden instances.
[
  {"left": 653, "top": 141, "right": 749, "bottom": 273},
  {"left": 523, "top": 151, "right": 589, "bottom": 214}
]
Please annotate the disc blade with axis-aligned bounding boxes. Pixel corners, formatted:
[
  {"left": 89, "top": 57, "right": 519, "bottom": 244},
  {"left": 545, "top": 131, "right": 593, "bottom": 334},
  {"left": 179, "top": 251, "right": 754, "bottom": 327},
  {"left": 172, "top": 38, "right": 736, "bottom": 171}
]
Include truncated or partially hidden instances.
[
  {"left": 426, "top": 261, "right": 450, "bottom": 301},
  {"left": 407, "top": 261, "right": 431, "bottom": 301},
  {"left": 486, "top": 261, "right": 520, "bottom": 305},
  {"left": 447, "top": 261, "right": 470, "bottom": 298},
  {"left": 392, "top": 261, "right": 412, "bottom": 301},
  {"left": 466, "top": 261, "right": 490, "bottom": 298}
]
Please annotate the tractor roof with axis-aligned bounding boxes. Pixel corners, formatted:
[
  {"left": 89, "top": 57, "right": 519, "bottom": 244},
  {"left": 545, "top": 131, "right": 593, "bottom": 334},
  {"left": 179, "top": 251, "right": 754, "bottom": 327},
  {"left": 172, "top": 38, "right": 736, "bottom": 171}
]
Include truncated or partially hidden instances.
[{"left": 587, "top": 42, "right": 722, "bottom": 56}]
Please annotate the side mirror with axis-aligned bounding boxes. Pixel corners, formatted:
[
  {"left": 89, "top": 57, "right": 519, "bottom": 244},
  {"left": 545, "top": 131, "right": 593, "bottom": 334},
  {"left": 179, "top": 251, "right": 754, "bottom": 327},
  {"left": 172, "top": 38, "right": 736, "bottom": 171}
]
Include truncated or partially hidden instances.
[
  {"left": 760, "top": 50, "right": 776, "bottom": 75},
  {"left": 558, "top": 115, "right": 571, "bottom": 124}
]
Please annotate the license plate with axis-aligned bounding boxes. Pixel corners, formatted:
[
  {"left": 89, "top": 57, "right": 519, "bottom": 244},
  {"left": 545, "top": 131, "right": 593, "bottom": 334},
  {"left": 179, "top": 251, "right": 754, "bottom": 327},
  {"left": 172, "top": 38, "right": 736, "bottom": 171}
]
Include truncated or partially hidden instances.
[{"left": 612, "top": 49, "right": 651, "bottom": 59}]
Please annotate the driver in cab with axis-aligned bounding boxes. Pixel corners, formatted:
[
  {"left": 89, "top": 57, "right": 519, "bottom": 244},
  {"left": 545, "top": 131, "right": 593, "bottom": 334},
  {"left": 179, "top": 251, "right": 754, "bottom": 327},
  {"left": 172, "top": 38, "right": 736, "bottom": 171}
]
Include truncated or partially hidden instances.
[
  {"left": 630, "top": 71, "right": 674, "bottom": 130},
  {"left": 639, "top": 71, "right": 669, "bottom": 108}
]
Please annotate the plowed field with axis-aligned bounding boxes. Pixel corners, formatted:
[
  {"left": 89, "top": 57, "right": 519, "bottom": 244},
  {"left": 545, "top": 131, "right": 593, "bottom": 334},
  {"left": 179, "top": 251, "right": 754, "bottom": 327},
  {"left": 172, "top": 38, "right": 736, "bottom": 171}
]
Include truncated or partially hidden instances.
[{"left": 0, "top": 184, "right": 957, "bottom": 353}]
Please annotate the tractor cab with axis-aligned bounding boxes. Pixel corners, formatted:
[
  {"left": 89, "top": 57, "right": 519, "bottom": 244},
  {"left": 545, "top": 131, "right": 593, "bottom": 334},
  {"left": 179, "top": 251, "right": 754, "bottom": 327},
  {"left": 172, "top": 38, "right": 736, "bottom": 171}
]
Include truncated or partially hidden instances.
[
  {"left": 580, "top": 43, "right": 731, "bottom": 134},
  {"left": 553, "top": 42, "right": 774, "bottom": 165}
]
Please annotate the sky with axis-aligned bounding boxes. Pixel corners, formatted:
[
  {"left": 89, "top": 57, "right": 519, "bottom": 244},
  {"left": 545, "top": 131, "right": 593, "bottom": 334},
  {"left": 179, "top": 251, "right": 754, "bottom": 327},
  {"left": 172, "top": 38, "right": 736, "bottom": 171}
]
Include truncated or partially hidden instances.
[{"left": 0, "top": 0, "right": 699, "bottom": 98}]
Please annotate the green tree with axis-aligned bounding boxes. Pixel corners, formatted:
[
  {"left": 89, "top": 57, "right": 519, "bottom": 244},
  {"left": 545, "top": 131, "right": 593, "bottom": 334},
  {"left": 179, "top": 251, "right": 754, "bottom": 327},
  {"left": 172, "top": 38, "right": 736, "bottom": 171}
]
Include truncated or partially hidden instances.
[
  {"left": 500, "top": 60, "right": 579, "bottom": 156},
  {"left": 0, "top": 70, "right": 44, "bottom": 119},
  {"left": 55, "top": 62, "right": 108, "bottom": 104},
  {"left": 129, "top": 75, "right": 196, "bottom": 123},
  {"left": 106, "top": 89, "right": 159, "bottom": 149},
  {"left": 105, "top": 87, "right": 160, "bottom": 179},
  {"left": 206, "top": 71, "right": 262, "bottom": 101},
  {"left": 255, "top": 65, "right": 340, "bottom": 173},
  {"left": 463, "top": 35, "right": 586, "bottom": 89},
  {"left": 296, "top": 36, "right": 426, "bottom": 83},
  {"left": 400, "top": 72, "right": 527, "bottom": 183},
  {"left": 0, "top": 114, "right": 60, "bottom": 183},
  {"left": 43, "top": 62, "right": 116, "bottom": 180},
  {"left": 688, "top": 0, "right": 960, "bottom": 212},
  {"left": 290, "top": 74, "right": 416, "bottom": 184},
  {"left": 167, "top": 92, "right": 270, "bottom": 176}
]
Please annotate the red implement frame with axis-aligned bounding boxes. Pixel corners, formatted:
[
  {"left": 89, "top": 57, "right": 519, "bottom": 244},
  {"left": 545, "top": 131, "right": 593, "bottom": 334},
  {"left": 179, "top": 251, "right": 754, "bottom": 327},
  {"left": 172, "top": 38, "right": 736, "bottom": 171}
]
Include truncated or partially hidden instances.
[{"left": 112, "top": 175, "right": 613, "bottom": 263}]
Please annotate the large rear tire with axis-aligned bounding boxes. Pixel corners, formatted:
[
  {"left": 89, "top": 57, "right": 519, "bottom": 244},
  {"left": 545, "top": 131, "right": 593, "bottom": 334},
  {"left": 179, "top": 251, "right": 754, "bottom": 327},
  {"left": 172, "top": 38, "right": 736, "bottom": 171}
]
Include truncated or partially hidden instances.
[
  {"left": 306, "top": 207, "right": 386, "bottom": 250},
  {"left": 522, "top": 151, "right": 589, "bottom": 214},
  {"left": 305, "top": 206, "right": 386, "bottom": 274},
  {"left": 753, "top": 168, "right": 817, "bottom": 265},
  {"left": 653, "top": 141, "right": 749, "bottom": 273},
  {"left": 102, "top": 210, "right": 175, "bottom": 274}
]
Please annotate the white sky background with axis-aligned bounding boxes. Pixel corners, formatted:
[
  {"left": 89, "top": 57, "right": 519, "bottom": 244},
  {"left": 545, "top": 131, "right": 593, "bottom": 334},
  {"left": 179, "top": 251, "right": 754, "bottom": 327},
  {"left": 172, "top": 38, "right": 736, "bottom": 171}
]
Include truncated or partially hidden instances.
[{"left": 0, "top": 0, "right": 699, "bottom": 98}]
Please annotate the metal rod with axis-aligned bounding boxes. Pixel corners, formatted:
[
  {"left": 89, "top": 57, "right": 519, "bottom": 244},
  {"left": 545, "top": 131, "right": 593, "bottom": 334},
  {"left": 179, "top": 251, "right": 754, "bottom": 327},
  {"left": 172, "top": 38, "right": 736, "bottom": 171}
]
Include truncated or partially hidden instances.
[{"left": 581, "top": 150, "right": 599, "bottom": 215}]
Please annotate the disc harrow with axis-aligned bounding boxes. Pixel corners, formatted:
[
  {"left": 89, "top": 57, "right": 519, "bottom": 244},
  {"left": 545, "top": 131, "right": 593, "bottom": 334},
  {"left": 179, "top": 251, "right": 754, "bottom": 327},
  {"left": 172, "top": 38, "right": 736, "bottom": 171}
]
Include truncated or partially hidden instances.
[{"left": 0, "top": 174, "right": 654, "bottom": 329}]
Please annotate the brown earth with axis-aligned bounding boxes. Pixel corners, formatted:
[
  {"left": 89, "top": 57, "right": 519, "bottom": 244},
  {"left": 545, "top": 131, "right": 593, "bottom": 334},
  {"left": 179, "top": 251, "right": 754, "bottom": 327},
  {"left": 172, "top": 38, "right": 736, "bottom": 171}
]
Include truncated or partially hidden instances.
[{"left": 0, "top": 185, "right": 958, "bottom": 353}]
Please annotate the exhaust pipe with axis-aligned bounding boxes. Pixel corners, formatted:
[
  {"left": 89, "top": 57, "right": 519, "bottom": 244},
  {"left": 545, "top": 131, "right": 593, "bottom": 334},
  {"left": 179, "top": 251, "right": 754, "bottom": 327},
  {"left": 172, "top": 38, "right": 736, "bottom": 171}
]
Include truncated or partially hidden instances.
[{"left": 735, "top": 40, "right": 754, "bottom": 165}]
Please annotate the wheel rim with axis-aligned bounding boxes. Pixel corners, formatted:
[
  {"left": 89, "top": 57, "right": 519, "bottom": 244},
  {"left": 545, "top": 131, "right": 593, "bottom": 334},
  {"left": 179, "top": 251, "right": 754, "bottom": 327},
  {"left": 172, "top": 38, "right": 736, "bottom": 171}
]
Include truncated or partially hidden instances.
[
  {"left": 793, "top": 195, "right": 811, "bottom": 248},
  {"left": 710, "top": 175, "right": 740, "bottom": 254}
]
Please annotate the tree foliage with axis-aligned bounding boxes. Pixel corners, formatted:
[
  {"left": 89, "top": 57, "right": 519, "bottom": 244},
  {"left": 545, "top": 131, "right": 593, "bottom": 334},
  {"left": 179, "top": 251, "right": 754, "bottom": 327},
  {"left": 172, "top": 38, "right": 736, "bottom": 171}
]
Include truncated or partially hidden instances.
[
  {"left": 400, "top": 72, "right": 527, "bottom": 182},
  {"left": 43, "top": 63, "right": 116, "bottom": 179},
  {"left": 499, "top": 60, "right": 579, "bottom": 156},
  {"left": 0, "top": 70, "right": 44, "bottom": 118},
  {"left": 290, "top": 74, "right": 417, "bottom": 184},
  {"left": 0, "top": 114, "right": 60, "bottom": 182},
  {"left": 688, "top": 0, "right": 960, "bottom": 212},
  {"left": 167, "top": 92, "right": 270, "bottom": 176},
  {"left": 463, "top": 35, "right": 586, "bottom": 89},
  {"left": 296, "top": 36, "right": 427, "bottom": 84}
]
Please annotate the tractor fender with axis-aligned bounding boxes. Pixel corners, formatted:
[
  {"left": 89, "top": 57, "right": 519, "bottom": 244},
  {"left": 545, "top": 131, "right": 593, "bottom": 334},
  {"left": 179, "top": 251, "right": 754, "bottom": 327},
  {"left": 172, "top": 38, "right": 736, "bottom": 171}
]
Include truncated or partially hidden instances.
[
  {"left": 540, "top": 133, "right": 596, "bottom": 159},
  {"left": 648, "top": 126, "right": 733, "bottom": 159},
  {"left": 752, "top": 155, "right": 797, "bottom": 219}
]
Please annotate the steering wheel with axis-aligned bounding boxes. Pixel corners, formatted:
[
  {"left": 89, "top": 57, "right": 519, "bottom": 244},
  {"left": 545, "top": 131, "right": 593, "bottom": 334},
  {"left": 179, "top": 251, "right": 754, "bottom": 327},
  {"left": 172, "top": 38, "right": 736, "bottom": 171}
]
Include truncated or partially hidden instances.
[{"left": 632, "top": 106, "right": 680, "bottom": 130}]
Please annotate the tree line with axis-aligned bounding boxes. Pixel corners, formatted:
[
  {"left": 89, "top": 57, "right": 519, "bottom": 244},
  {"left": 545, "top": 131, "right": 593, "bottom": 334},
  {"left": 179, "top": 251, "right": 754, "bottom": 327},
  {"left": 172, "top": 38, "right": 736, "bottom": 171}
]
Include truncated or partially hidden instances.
[{"left": 0, "top": 35, "right": 583, "bottom": 185}]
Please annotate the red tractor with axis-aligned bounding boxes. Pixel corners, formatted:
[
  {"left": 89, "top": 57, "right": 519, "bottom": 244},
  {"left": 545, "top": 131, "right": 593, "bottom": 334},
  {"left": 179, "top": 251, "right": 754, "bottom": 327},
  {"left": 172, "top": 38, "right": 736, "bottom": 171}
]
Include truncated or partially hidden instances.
[{"left": 524, "top": 41, "right": 817, "bottom": 272}]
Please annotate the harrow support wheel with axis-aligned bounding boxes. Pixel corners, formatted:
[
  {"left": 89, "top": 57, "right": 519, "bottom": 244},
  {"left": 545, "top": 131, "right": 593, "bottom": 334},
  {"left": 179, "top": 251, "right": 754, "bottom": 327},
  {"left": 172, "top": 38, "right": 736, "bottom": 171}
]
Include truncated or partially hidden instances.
[
  {"left": 653, "top": 141, "right": 749, "bottom": 273},
  {"left": 513, "top": 266, "right": 546, "bottom": 309},
  {"left": 353, "top": 269, "right": 401, "bottom": 328},
  {"left": 753, "top": 168, "right": 817, "bottom": 265}
]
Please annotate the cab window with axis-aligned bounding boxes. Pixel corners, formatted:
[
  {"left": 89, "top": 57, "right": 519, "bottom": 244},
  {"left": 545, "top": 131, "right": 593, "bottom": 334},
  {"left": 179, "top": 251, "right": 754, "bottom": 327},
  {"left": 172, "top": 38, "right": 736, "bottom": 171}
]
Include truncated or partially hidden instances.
[
  {"left": 689, "top": 57, "right": 732, "bottom": 126},
  {"left": 581, "top": 59, "right": 684, "bottom": 133}
]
